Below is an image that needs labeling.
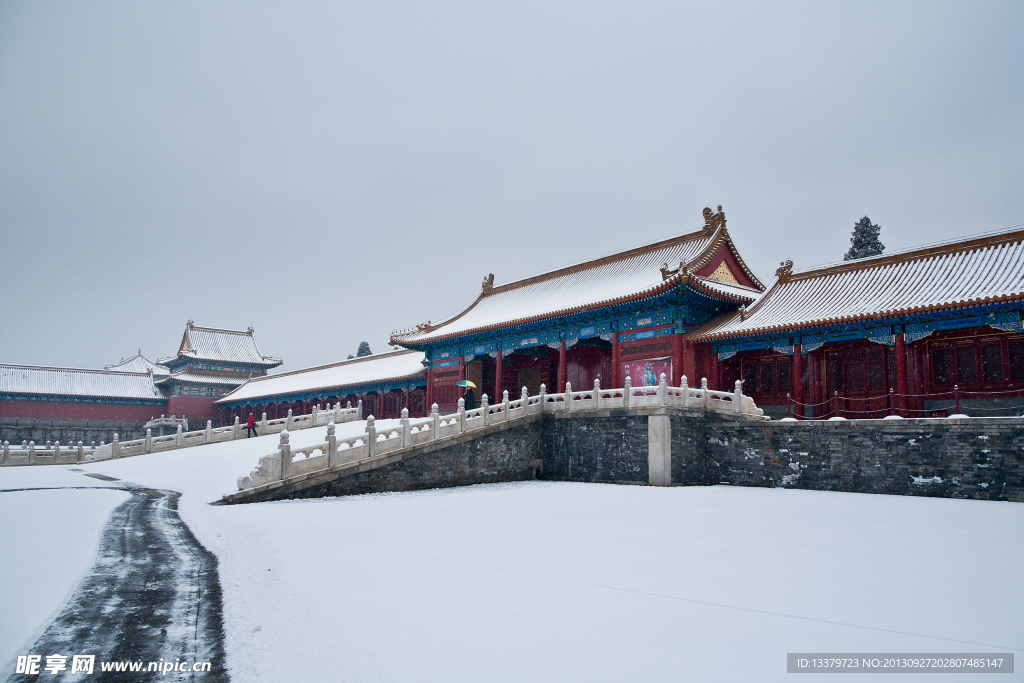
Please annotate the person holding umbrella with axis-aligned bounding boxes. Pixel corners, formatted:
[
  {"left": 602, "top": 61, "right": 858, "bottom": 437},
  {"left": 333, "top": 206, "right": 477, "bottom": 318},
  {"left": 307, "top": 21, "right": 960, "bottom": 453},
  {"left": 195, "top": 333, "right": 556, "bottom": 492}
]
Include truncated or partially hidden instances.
[{"left": 456, "top": 379, "right": 477, "bottom": 410}]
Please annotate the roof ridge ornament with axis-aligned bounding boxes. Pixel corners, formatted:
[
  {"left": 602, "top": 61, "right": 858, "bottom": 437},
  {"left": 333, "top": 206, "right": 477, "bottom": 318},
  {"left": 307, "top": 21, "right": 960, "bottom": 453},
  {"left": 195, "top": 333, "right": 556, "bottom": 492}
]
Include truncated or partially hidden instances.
[
  {"left": 416, "top": 321, "right": 435, "bottom": 333},
  {"left": 481, "top": 273, "right": 495, "bottom": 294},
  {"left": 775, "top": 259, "right": 794, "bottom": 283},
  {"left": 702, "top": 205, "right": 726, "bottom": 234},
  {"left": 659, "top": 261, "right": 687, "bottom": 281}
]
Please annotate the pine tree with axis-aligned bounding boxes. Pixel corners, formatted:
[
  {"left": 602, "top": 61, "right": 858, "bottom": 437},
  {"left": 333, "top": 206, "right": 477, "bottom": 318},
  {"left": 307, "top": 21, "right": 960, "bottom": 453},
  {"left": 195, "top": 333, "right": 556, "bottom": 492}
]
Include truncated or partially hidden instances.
[
  {"left": 844, "top": 216, "right": 884, "bottom": 261},
  {"left": 356, "top": 341, "right": 372, "bottom": 357}
]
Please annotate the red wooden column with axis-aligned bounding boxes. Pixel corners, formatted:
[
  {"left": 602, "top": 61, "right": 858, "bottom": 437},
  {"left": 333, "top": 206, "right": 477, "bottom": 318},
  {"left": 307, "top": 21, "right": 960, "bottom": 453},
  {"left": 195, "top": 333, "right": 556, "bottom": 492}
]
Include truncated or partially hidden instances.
[
  {"left": 792, "top": 344, "right": 804, "bottom": 418},
  {"left": 611, "top": 333, "right": 621, "bottom": 388},
  {"left": 896, "top": 332, "right": 908, "bottom": 417},
  {"left": 425, "top": 368, "right": 433, "bottom": 409},
  {"left": 682, "top": 339, "right": 696, "bottom": 384},
  {"left": 558, "top": 341, "right": 567, "bottom": 393},
  {"left": 671, "top": 332, "right": 684, "bottom": 387},
  {"left": 403, "top": 387, "right": 409, "bottom": 411},
  {"left": 458, "top": 361, "right": 467, "bottom": 401},
  {"left": 495, "top": 349, "right": 503, "bottom": 399},
  {"left": 709, "top": 351, "right": 720, "bottom": 390}
]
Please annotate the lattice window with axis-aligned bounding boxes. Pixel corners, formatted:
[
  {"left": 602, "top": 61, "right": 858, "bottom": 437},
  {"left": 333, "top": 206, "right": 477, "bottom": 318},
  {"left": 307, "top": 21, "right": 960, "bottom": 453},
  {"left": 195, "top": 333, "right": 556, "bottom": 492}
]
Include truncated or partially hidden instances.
[
  {"left": 743, "top": 362, "right": 757, "bottom": 392},
  {"left": 866, "top": 346, "right": 885, "bottom": 390},
  {"left": 955, "top": 345, "right": 977, "bottom": 385},
  {"left": 982, "top": 344, "right": 1004, "bottom": 382},
  {"left": 759, "top": 361, "right": 774, "bottom": 393},
  {"left": 1009, "top": 340, "right": 1024, "bottom": 381},
  {"left": 826, "top": 355, "right": 844, "bottom": 394},
  {"left": 931, "top": 346, "right": 952, "bottom": 386},
  {"left": 776, "top": 360, "right": 791, "bottom": 394}
]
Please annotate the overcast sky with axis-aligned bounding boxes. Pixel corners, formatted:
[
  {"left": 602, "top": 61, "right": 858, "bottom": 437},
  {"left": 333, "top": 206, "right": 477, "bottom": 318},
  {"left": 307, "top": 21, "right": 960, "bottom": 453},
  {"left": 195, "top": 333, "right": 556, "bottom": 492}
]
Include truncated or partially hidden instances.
[{"left": 1, "top": 1, "right": 1022, "bottom": 371}]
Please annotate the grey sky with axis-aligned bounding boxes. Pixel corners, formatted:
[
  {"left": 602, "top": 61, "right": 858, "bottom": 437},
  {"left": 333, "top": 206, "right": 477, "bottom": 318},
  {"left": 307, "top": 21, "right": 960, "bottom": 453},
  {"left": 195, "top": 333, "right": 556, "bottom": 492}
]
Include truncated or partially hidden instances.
[{"left": 1, "top": 1, "right": 1022, "bottom": 372}]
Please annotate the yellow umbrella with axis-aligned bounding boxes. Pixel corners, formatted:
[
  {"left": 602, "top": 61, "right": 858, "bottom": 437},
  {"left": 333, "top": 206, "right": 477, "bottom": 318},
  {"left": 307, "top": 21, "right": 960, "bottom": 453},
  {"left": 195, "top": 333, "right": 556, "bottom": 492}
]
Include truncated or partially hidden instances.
[{"left": 455, "top": 380, "right": 477, "bottom": 388}]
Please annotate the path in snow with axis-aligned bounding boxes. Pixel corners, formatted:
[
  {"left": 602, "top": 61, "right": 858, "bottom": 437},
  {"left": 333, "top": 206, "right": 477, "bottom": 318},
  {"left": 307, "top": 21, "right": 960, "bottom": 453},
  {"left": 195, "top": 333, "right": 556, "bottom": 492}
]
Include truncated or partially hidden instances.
[{"left": 4, "top": 483, "right": 227, "bottom": 683}]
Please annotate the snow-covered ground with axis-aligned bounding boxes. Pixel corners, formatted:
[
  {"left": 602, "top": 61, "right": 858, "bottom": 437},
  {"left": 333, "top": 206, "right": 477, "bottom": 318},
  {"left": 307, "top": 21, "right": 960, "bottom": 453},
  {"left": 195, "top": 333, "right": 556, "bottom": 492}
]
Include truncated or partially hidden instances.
[
  {"left": 2, "top": 425, "right": 1022, "bottom": 681},
  {"left": 0, "top": 488, "right": 129, "bottom": 672}
]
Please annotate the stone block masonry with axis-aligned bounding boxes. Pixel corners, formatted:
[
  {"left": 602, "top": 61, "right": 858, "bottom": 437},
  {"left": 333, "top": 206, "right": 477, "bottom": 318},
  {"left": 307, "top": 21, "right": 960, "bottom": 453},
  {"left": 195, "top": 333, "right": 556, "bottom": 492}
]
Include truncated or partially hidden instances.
[{"left": 225, "top": 410, "right": 1024, "bottom": 504}]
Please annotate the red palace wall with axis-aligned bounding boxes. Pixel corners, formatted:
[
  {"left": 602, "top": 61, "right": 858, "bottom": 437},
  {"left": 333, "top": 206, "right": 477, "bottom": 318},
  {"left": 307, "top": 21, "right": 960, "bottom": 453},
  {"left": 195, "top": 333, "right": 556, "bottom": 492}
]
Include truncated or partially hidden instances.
[
  {"left": 0, "top": 399, "right": 166, "bottom": 422},
  {"left": 166, "top": 396, "right": 220, "bottom": 424}
]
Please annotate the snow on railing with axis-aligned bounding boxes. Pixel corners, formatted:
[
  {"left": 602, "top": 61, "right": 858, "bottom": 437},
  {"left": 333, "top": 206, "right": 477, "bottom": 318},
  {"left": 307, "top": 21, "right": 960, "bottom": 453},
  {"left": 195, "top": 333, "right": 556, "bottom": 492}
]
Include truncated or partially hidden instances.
[
  {"left": 1, "top": 400, "right": 363, "bottom": 467},
  {"left": 0, "top": 439, "right": 97, "bottom": 466},
  {"left": 236, "top": 374, "right": 764, "bottom": 491}
]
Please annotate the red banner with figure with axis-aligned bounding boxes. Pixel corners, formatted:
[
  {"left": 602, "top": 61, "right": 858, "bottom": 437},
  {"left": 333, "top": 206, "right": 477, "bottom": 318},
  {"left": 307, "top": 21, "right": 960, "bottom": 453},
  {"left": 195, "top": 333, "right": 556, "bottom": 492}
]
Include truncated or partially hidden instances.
[{"left": 621, "top": 357, "right": 672, "bottom": 388}]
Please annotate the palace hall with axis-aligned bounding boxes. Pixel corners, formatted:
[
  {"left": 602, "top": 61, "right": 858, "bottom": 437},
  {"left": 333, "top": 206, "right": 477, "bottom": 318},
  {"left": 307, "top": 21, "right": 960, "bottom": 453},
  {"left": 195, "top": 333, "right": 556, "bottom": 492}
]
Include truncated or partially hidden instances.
[{"left": 389, "top": 207, "right": 1024, "bottom": 420}]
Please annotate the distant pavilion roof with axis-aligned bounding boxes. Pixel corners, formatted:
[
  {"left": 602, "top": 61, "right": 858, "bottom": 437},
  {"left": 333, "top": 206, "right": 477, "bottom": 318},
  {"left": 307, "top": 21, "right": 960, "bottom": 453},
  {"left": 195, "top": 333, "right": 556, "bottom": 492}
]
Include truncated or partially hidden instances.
[
  {"left": 155, "top": 371, "right": 252, "bottom": 387},
  {"left": 392, "top": 209, "right": 763, "bottom": 346},
  {"left": 216, "top": 349, "right": 426, "bottom": 404},
  {"left": 159, "top": 322, "right": 282, "bottom": 368},
  {"left": 106, "top": 351, "right": 169, "bottom": 376},
  {"left": 0, "top": 364, "right": 165, "bottom": 401},
  {"left": 690, "top": 227, "right": 1024, "bottom": 342}
]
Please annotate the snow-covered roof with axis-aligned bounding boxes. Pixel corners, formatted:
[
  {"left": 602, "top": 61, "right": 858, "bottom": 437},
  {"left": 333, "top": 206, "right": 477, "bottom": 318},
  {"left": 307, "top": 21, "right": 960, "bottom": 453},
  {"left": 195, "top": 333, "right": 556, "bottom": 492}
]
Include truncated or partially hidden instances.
[
  {"left": 106, "top": 351, "right": 169, "bottom": 376},
  {"left": 691, "top": 227, "right": 1024, "bottom": 341},
  {"left": 0, "top": 365, "right": 165, "bottom": 400},
  {"left": 155, "top": 371, "right": 251, "bottom": 387},
  {"left": 159, "top": 322, "right": 282, "bottom": 367},
  {"left": 392, "top": 209, "right": 762, "bottom": 346},
  {"left": 216, "top": 350, "right": 427, "bottom": 404}
]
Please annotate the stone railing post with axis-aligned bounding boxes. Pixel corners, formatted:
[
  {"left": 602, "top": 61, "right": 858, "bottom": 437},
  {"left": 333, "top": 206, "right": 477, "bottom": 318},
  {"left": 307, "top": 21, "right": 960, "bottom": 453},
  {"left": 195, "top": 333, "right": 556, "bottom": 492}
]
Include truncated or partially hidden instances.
[
  {"left": 430, "top": 403, "right": 440, "bottom": 439},
  {"left": 77, "top": 441, "right": 84, "bottom": 462},
  {"left": 503, "top": 390, "right": 510, "bottom": 421},
  {"left": 701, "top": 378, "right": 709, "bottom": 410},
  {"left": 286, "top": 409, "right": 294, "bottom": 430},
  {"left": 335, "top": 402, "right": 342, "bottom": 423},
  {"left": 365, "top": 416, "right": 376, "bottom": 457},
  {"left": 233, "top": 416, "right": 241, "bottom": 439},
  {"left": 401, "top": 408, "right": 410, "bottom": 447},
  {"left": 658, "top": 373, "right": 668, "bottom": 406},
  {"left": 175, "top": 424, "right": 184, "bottom": 447},
  {"left": 565, "top": 381, "right": 573, "bottom": 412},
  {"left": 594, "top": 379, "right": 601, "bottom": 409},
  {"left": 279, "top": 431, "right": 291, "bottom": 479},
  {"left": 312, "top": 404, "right": 319, "bottom": 427},
  {"left": 734, "top": 380, "right": 743, "bottom": 413},
  {"left": 458, "top": 398, "right": 466, "bottom": 432},
  {"left": 261, "top": 412, "right": 268, "bottom": 433},
  {"left": 681, "top": 375, "right": 689, "bottom": 408},
  {"left": 28, "top": 440, "right": 36, "bottom": 464},
  {"left": 145, "top": 429, "right": 153, "bottom": 453},
  {"left": 327, "top": 422, "right": 338, "bottom": 467},
  {"left": 111, "top": 433, "right": 119, "bottom": 459},
  {"left": 53, "top": 441, "right": 60, "bottom": 462},
  {"left": 623, "top": 376, "right": 632, "bottom": 409},
  {"left": 204, "top": 420, "right": 212, "bottom": 443},
  {"left": 481, "top": 394, "right": 490, "bottom": 426},
  {"left": 521, "top": 386, "right": 528, "bottom": 408},
  {"left": 539, "top": 383, "right": 547, "bottom": 412},
  {"left": 357, "top": 400, "right": 363, "bottom": 420}
]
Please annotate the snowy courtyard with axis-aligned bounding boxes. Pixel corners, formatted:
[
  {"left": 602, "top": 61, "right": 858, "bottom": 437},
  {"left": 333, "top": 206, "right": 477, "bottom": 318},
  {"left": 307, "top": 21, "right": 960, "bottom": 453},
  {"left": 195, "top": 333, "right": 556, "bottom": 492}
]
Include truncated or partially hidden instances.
[{"left": 2, "top": 426, "right": 1021, "bottom": 682}]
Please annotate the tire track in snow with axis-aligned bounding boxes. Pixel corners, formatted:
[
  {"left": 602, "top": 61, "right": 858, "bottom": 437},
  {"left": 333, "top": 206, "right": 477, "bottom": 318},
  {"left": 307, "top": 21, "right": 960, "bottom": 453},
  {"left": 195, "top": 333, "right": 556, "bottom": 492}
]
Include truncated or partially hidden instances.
[{"left": 4, "top": 486, "right": 228, "bottom": 682}]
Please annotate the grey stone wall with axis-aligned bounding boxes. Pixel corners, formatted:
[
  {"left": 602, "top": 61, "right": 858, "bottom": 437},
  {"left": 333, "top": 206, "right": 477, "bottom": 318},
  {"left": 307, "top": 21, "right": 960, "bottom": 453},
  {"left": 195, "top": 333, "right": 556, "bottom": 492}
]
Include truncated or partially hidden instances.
[
  {"left": 542, "top": 411, "right": 649, "bottom": 483},
  {"left": 0, "top": 418, "right": 148, "bottom": 446},
  {"left": 227, "top": 410, "right": 1024, "bottom": 504}
]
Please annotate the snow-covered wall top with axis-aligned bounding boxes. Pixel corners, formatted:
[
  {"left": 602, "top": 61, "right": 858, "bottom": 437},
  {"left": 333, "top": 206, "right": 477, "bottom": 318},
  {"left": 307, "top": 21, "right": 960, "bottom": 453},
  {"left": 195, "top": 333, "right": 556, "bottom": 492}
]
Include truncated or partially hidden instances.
[
  {"left": 0, "top": 365, "right": 165, "bottom": 400},
  {"left": 392, "top": 216, "right": 763, "bottom": 346},
  {"left": 216, "top": 350, "right": 427, "bottom": 404},
  {"left": 692, "top": 227, "right": 1024, "bottom": 341}
]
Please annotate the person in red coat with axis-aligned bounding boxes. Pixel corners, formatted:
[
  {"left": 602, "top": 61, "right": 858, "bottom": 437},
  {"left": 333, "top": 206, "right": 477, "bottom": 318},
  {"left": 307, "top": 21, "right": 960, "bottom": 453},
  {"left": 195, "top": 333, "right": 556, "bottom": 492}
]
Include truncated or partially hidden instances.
[{"left": 246, "top": 413, "right": 257, "bottom": 438}]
